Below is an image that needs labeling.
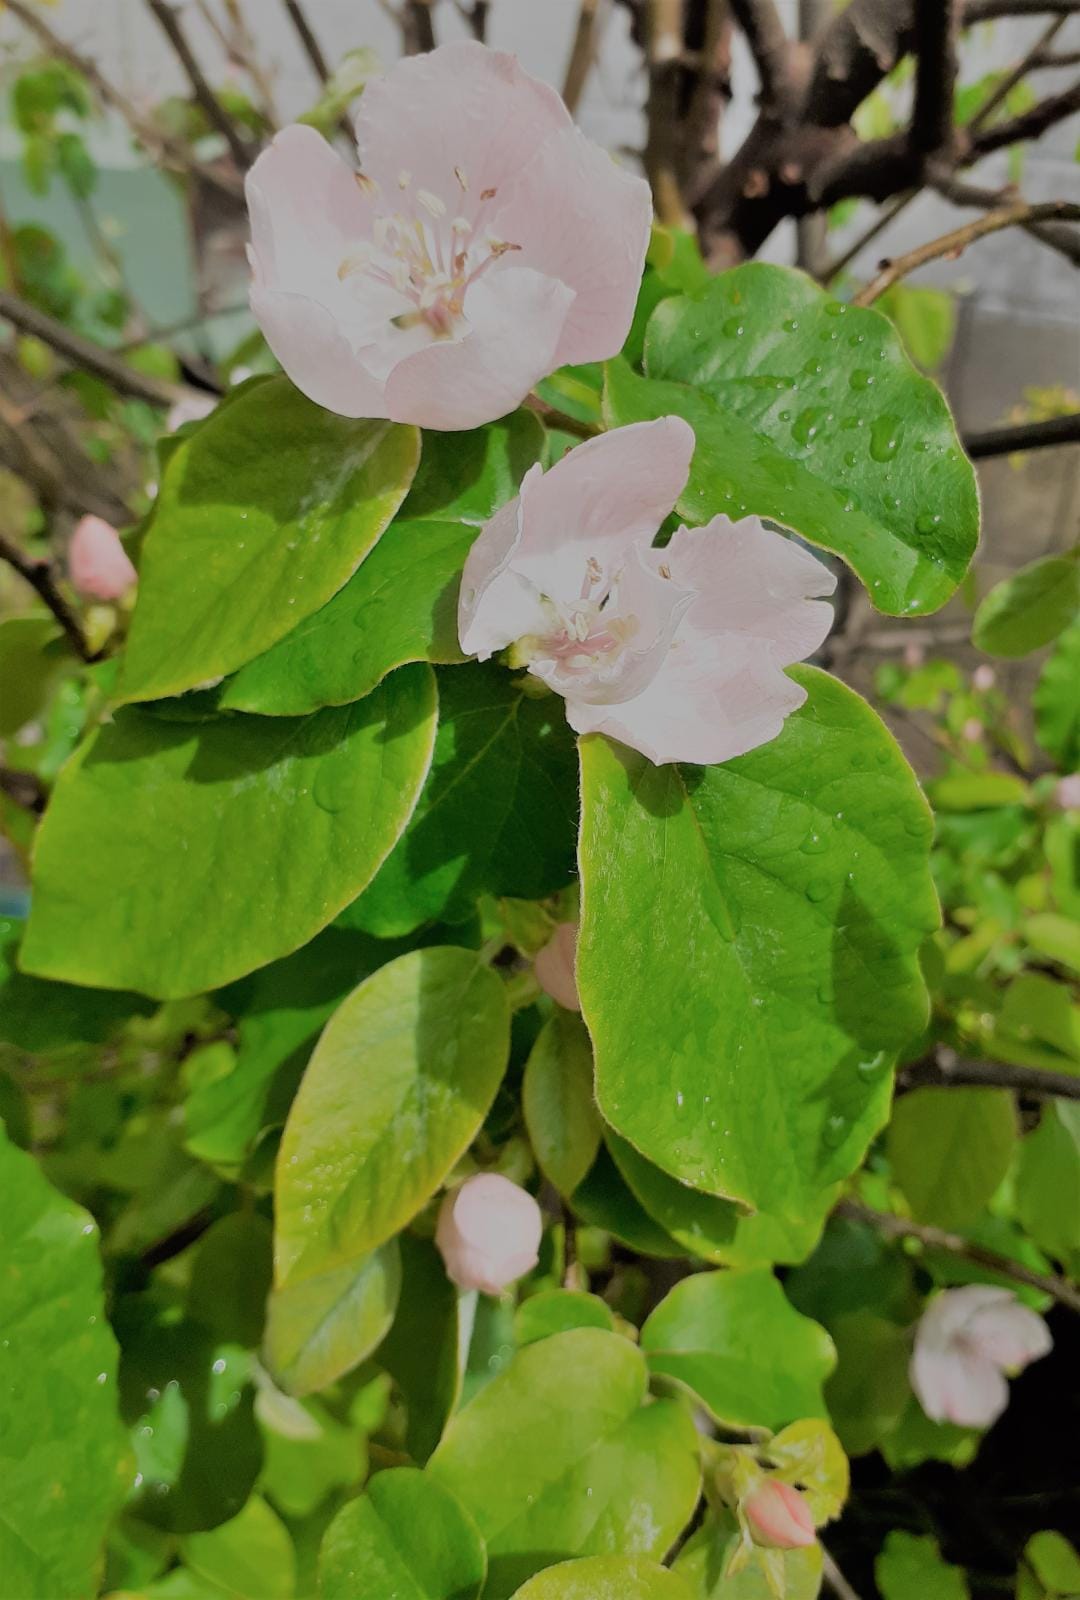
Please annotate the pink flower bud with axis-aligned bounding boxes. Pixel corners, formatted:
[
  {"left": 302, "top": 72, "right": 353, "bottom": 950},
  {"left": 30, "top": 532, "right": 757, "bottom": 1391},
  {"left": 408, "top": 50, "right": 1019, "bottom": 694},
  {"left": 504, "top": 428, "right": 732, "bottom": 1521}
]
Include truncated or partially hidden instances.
[
  {"left": 962, "top": 718, "right": 983, "bottom": 743},
  {"left": 68, "top": 515, "right": 137, "bottom": 601},
  {"left": 973, "top": 664, "right": 996, "bottom": 692},
  {"left": 903, "top": 642, "right": 925, "bottom": 669},
  {"left": 534, "top": 921, "right": 581, "bottom": 1012},
  {"left": 1056, "top": 774, "right": 1080, "bottom": 811},
  {"left": 745, "top": 1481, "right": 816, "bottom": 1550},
  {"left": 435, "top": 1173, "right": 542, "bottom": 1296}
]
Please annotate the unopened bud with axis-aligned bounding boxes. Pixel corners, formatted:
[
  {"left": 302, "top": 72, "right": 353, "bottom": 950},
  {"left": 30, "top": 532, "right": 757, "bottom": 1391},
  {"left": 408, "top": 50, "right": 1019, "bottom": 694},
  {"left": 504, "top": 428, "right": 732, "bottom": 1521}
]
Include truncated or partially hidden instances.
[
  {"left": 744, "top": 1481, "right": 816, "bottom": 1551},
  {"left": 68, "top": 516, "right": 137, "bottom": 602},
  {"left": 435, "top": 1173, "right": 542, "bottom": 1296},
  {"left": 534, "top": 921, "right": 580, "bottom": 1012}
]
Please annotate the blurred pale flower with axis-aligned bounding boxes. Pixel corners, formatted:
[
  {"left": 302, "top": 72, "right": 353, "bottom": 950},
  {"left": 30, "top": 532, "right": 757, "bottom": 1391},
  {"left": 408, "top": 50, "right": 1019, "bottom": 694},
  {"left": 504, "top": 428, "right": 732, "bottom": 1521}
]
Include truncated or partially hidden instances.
[
  {"left": 972, "top": 664, "right": 996, "bottom": 691},
  {"left": 910, "top": 1286, "right": 1052, "bottom": 1429},
  {"left": 458, "top": 418, "right": 836, "bottom": 765},
  {"left": 165, "top": 392, "right": 216, "bottom": 433},
  {"left": 435, "top": 1173, "right": 542, "bottom": 1295},
  {"left": 534, "top": 921, "right": 580, "bottom": 1012},
  {"left": 244, "top": 41, "right": 651, "bottom": 429},
  {"left": 744, "top": 1481, "right": 816, "bottom": 1550},
  {"left": 68, "top": 516, "right": 137, "bottom": 602},
  {"left": 1055, "top": 774, "right": 1080, "bottom": 810}
]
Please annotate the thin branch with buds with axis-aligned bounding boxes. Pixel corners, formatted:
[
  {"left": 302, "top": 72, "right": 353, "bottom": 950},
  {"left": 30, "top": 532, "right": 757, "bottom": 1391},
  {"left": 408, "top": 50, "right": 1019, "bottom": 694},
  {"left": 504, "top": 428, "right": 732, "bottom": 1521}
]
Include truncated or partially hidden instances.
[{"left": 0, "top": 532, "right": 95, "bottom": 662}]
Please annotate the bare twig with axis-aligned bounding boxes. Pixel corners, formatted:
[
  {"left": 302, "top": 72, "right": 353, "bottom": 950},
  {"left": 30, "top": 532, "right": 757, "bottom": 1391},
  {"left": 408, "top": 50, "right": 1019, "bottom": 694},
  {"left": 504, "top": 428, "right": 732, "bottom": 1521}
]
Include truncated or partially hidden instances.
[
  {"left": 968, "top": 76, "right": 1080, "bottom": 155},
  {"left": 279, "top": 0, "right": 332, "bottom": 82},
  {"left": 563, "top": 0, "right": 603, "bottom": 116},
  {"left": 454, "top": 0, "right": 491, "bottom": 39},
  {"left": 1032, "top": 48, "right": 1080, "bottom": 66},
  {"left": 524, "top": 394, "right": 600, "bottom": 439},
  {"left": 729, "top": 0, "right": 794, "bottom": 113},
  {"left": 402, "top": 0, "right": 437, "bottom": 53},
  {"left": 853, "top": 198, "right": 1080, "bottom": 304},
  {"left": 2, "top": 0, "right": 242, "bottom": 200},
  {"left": 912, "top": 0, "right": 960, "bottom": 158},
  {"left": 0, "top": 767, "right": 47, "bottom": 816},
  {"left": 899, "top": 1050, "right": 1080, "bottom": 1102},
  {"left": 0, "top": 532, "right": 95, "bottom": 662},
  {"left": 645, "top": 0, "right": 689, "bottom": 225},
  {"left": 837, "top": 1200, "right": 1080, "bottom": 1315},
  {"left": 934, "top": 172, "right": 1080, "bottom": 265},
  {"left": 964, "top": 0, "right": 1080, "bottom": 18},
  {"left": 145, "top": 0, "right": 253, "bottom": 170},
  {"left": 0, "top": 291, "right": 203, "bottom": 408},
  {"left": 964, "top": 412, "right": 1080, "bottom": 458},
  {"left": 821, "top": 1547, "right": 863, "bottom": 1600}
]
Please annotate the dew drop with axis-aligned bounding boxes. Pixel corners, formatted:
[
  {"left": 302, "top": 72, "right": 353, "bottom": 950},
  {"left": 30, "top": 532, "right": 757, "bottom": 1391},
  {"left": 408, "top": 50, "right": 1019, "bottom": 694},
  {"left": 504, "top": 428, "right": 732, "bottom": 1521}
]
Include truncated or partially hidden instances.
[
  {"left": 801, "top": 830, "right": 828, "bottom": 855},
  {"left": 783, "top": 318, "right": 799, "bottom": 333},
  {"left": 823, "top": 1114, "right": 847, "bottom": 1149},
  {"left": 806, "top": 878, "right": 829, "bottom": 903},
  {"left": 870, "top": 415, "right": 901, "bottom": 462},
  {"left": 857, "top": 1050, "right": 889, "bottom": 1080},
  {"left": 849, "top": 368, "right": 874, "bottom": 392},
  {"left": 722, "top": 317, "right": 745, "bottom": 337}
]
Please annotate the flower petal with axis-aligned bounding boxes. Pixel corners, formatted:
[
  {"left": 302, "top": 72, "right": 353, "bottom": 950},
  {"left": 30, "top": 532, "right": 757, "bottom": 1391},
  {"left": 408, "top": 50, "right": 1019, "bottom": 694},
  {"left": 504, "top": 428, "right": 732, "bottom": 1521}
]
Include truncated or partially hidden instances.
[
  {"left": 246, "top": 124, "right": 372, "bottom": 304},
  {"left": 385, "top": 266, "right": 574, "bottom": 431},
  {"left": 510, "top": 418, "right": 696, "bottom": 605},
  {"left": 250, "top": 285, "right": 390, "bottom": 419},
  {"left": 968, "top": 1297, "right": 1053, "bottom": 1372},
  {"left": 458, "top": 477, "right": 550, "bottom": 660},
  {"left": 355, "top": 41, "right": 570, "bottom": 213},
  {"left": 911, "top": 1342, "right": 1009, "bottom": 1429},
  {"left": 490, "top": 125, "right": 652, "bottom": 366}
]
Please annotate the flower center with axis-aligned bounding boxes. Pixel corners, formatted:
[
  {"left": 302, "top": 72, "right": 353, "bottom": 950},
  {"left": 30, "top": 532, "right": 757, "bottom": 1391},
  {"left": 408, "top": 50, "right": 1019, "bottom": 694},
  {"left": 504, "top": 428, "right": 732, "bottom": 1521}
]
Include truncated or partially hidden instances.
[
  {"left": 513, "top": 558, "right": 641, "bottom": 681},
  {"left": 337, "top": 166, "right": 520, "bottom": 338}
]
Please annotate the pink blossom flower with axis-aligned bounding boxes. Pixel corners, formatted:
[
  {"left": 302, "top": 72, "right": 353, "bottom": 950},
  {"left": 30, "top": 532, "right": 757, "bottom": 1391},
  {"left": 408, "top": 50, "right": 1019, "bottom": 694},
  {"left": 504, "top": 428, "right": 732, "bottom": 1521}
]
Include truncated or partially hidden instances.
[
  {"left": 244, "top": 42, "right": 651, "bottom": 430},
  {"left": 458, "top": 419, "right": 836, "bottom": 765},
  {"left": 67, "top": 516, "right": 137, "bottom": 602},
  {"left": 744, "top": 1481, "right": 816, "bottom": 1550},
  {"left": 165, "top": 392, "right": 216, "bottom": 433},
  {"left": 910, "top": 1286, "right": 1052, "bottom": 1429},
  {"left": 1055, "top": 774, "right": 1080, "bottom": 811},
  {"left": 534, "top": 921, "right": 580, "bottom": 1012},
  {"left": 973, "top": 664, "right": 996, "bottom": 692},
  {"left": 435, "top": 1173, "right": 542, "bottom": 1296}
]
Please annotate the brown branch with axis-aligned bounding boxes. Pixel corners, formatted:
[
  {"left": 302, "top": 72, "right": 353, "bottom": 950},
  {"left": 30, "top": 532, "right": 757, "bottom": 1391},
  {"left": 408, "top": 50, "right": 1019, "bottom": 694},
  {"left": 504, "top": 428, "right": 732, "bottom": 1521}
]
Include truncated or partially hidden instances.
[
  {"left": 836, "top": 1200, "right": 1080, "bottom": 1314},
  {"left": 2, "top": 0, "right": 242, "bottom": 200},
  {"left": 563, "top": 0, "right": 603, "bottom": 116},
  {"left": 899, "top": 1051, "right": 1080, "bottom": 1102},
  {"left": 0, "top": 532, "right": 95, "bottom": 662},
  {"left": 728, "top": 0, "right": 794, "bottom": 113},
  {"left": 279, "top": 0, "right": 332, "bottom": 82},
  {"left": 1032, "top": 48, "right": 1080, "bottom": 66},
  {"left": 402, "top": 0, "right": 437, "bottom": 53},
  {"left": 964, "top": 0, "right": 1080, "bottom": 18},
  {"left": 968, "top": 76, "right": 1080, "bottom": 155},
  {"left": 645, "top": 0, "right": 690, "bottom": 225},
  {"left": 934, "top": 172, "right": 1080, "bottom": 264},
  {"left": 453, "top": 0, "right": 491, "bottom": 39},
  {"left": 0, "top": 291, "right": 201, "bottom": 407},
  {"left": 912, "top": 0, "right": 960, "bottom": 158},
  {"left": 853, "top": 198, "right": 1080, "bottom": 304},
  {"left": 523, "top": 394, "right": 599, "bottom": 439},
  {"left": 145, "top": 0, "right": 253, "bottom": 171},
  {"left": 964, "top": 412, "right": 1080, "bottom": 458},
  {"left": 821, "top": 1548, "right": 863, "bottom": 1600},
  {"left": 0, "top": 767, "right": 47, "bottom": 816}
]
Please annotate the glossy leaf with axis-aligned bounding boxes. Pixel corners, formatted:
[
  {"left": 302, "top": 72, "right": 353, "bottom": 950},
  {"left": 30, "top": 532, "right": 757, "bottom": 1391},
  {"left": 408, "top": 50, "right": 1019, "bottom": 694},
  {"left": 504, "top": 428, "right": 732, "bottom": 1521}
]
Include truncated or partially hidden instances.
[
  {"left": 972, "top": 553, "right": 1080, "bottom": 658},
  {"left": 319, "top": 1468, "right": 486, "bottom": 1600},
  {"left": 875, "top": 1532, "right": 969, "bottom": 1600},
  {"left": 120, "top": 376, "right": 419, "bottom": 701},
  {"left": 675, "top": 1510, "right": 823, "bottom": 1600},
  {"left": 398, "top": 409, "right": 546, "bottom": 525},
  {"left": 578, "top": 668, "right": 936, "bottom": 1215},
  {"left": 511, "top": 1557, "right": 693, "bottom": 1600},
  {"left": 514, "top": 1290, "right": 615, "bottom": 1346},
  {"left": 888, "top": 1087, "right": 1017, "bottom": 1229},
  {"left": 1034, "top": 621, "right": 1080, "bottom": 767},
  {"left": 523, "top": 1010, "right": 603, "bottom": 1199},
  {"left": 570, "top": 1146, "right": 685, "bottom": 1258},
  {"left": 379, "top": 1233, "right": 463, "bottom": 1462},
  {"left": 1016, "top": 1102, "right": 1080, "bottom": 1263},
  {"left": 275, "top": 947, "right": 510, "bottom": 1285},
  {"left": 609, "top": 263, "right": 978, "bottom": 616},
  {"left": 350, "top": 665, "right": 579, "bottom": 937},
  {"left": 0, "top": 1125, "right": 130, "bottom": 1599},
  {"left": 180, "top": 1496, "right": 295, "bottom": 1600},
  {"left": 263, "top": 1242, "right": 401, "bottom": 1397},
  {"left": 428, "top": 1328, "right": 702, "bottom": 1599},
  {"left": 21, "top": 666, "right": 436, "bottom": 999},
  {"left": 640, "top": 1269, "right": 835, "bottom": 1430}
]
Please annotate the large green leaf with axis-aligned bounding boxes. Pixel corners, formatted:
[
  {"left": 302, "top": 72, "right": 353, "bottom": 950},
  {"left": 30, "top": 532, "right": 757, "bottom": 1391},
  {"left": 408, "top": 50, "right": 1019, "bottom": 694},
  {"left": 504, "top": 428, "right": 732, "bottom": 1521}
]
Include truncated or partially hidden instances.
[
  {"left": 606, "top": 263, "right": 978, "bottom": 616},
  {"left": 120, "top": 376, "right": 419, "bottom": 702},
  {"left": 523, "top": 1010, "right": 603, "bottom": 1199},
  {"left": 398, "top": 409, "right": 546, "bottom": 525},
  {"left": 1016, "top": 1102, "right": 1080, "bottom": 1263},
  {"left": 180, "top": 1497, "right": 295, "bottom": 1600},
  {"left": 263, "top": 1242, "right": 401, "bottom": 1397},
  {"left": 0, "top": 916, "right": 153, "bottom": 1050},
  {"left": 888, "top": 1087, "right": 1017, "bottom": 1229},
  {"left": 640, "top": 1269, "right": 835, "bottom": 1429},
  {"left": 0, "top": 1126, "right": 130, "bottom": 1599},
  {"left": 274, "top": 947, "right": 510, "bottom": 1285},
  {"left": 349, "top": 665, "right": 579, "bottom": 937},
  {"left": 972, "top": 553, "right": 1080, "bottom": 658},
  {"left": 578, "top": 667, "right": 936, "bottom": 1215},
  {"left": 876, "top": 1532, "right": 969, "bottom": 1600},
  {"left": 319, "top": 1468, "right": 486, "bottom": 1600},
  {"left": 1035, "top": 621, "right": 1080, "bottom": 767},
  {"left": 219, "top": 518, "right": 474, "bottom": 715},
  {"left": 428, "top": 1328, "right": 702, "bottom": 1600},
  {"left": 511, "top": 1558, "right": 693, "bottom": 1599},
  {"left": 21, "top": 665, "right": 436, "bottom": 999},
  {"left": 378, "top": 1233, "right": 463, "bottom": 1462}
]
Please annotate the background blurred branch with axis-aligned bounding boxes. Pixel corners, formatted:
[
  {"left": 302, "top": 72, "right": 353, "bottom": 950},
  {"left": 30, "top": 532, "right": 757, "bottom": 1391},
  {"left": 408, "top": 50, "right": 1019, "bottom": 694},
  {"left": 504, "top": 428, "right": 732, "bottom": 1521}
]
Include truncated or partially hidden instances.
[
  {"left": 279, "top": 0, "right": 332, "bottom": 83},
  {"left": 145, "top": 0, "right": 254, "bottom": 170},
  {"left": 0, "top": 531, "right": 94, "bottom": 661},
  {"left": 964, "top": 411, "right": 1080, "bottom": 457}
]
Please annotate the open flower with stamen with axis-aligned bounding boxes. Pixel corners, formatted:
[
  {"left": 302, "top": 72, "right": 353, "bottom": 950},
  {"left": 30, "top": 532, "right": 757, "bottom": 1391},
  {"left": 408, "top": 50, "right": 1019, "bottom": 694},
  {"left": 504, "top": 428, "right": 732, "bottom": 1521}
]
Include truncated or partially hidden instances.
[
  {"left": 458, "top": 418, "right": 837, "bottom": 766},
  {"left": 911, "top": 1286, "right": 1052, "bottom": 1429},
  {"left": 244, "top": 41, "right": 651, "bottom": 430}
]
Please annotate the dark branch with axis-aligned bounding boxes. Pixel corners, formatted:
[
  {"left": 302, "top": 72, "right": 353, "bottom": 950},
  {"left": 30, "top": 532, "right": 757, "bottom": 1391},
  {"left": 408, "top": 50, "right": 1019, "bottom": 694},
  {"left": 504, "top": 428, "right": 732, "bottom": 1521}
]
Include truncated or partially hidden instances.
[
  {"left": 563, "top": 0, "right": 603, "bottom": 116},
  {"left": 0, "top": 291, "right": 203, "bottom": 407},
  {"left": 964, "top": 412, "right": 1080, "bottom": 458},
  {"left": 964, "top": 0, "right": 1080, "bottom": 18},
  {"left": 912, "top": 0, "right": 959, "bottom": 157},
  {"left": 145, "top": 0, "right": 253, "bottom": 171},
  {"left": 728, "top": 0, "right": 794, "bottom": 112},
  {"left": 0, "top": 767, "right": 47, "bottom": 816},
  {"left": 899, "top": 1050, "right": 1080, "bottom": 1102},
  {"left": 402, "top": 0, "right": 437, "bottom": 53},
  {"left": 935, "top": 172, "right": 1080, "bottom": 265},
  {"left": 0, "top": 532, "right": 95, "bottom": 662},
  {"left": 967, "top": 76, "right": 1080, "bottom": 155},
  {"left": 279, "top": 0, "right": 331, "bottom": 82}
]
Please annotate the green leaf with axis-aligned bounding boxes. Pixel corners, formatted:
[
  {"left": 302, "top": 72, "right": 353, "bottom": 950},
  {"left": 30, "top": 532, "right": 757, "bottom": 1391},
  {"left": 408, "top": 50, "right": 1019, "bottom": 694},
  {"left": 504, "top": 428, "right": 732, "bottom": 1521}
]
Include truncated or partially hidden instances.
[
  {"left": 21, "top": 666, "right": 436, "bottom": 999},
  {"left": 399, "top": 410, "right": 547, "bottom": 525},
  {"left": 675, "top": 1509, "right": 823, "bottom": 1600},
  {"left": 888, "top": 1087, "right": 1017, "bottom": 1229},
  {"left": 120, "top": 376, "right": 419, "bottom": 702},
  {"left": 877, "top": 284, "right": 956, "bottom": 372},
  {"left": 640, "top": 1269, "right": 835, "bottom": 1429},
  {"left": 1017, "top": 1102, "right": 1080, "bottom": 1262},
  {"left": 263, "top": 1241, "right": 401, "bottom": 1397},
  {"left": 275, "top": 946, "right": 509, "bottom": 1284},
  {"left": 319, "top": 1468, "right": 486, "bottom": 1600},
  {"left": 378, "top": 1233, "right": 462, "bottom": 1462},
  {"left": 570, "top": 1146, "right": 685, "bottom": 1258},
  {"left": 0, "top": 917, "right": 153, "bottom": 1050},
  {"left": 514, "top": 1290, "right": 615, "bottom": 1346},
  {"left": 930, "top": 770, "right": 1032, "bottom": 810},
  {"left": 180, "top": 1497, "right": 295, "bottom": 1600},
  {"left": 428, "top": 1328, "right": 702, "bottom": 1600},
  {"left": 824, "top": 1311, "right": 911, "bottom": 1456},
  {"left": 220, "top": 518, "right": 474, "bottom": 715},
  {"left": 1024, "top": 912, "right": 1080, "bottom": 975},
  {"left": 1024, "top": 1532, "right": 1080, "bottom": 1598},
  {"left": 0, "top": 1126, "right": 130, "bottom": 1599},
  {"left": 523, "top": 1010, "right": 603, "bottom": 1199},
  {"left": 0, "top": 615, "right": 66, "bottom": 736},
  {"left": 972, "top": 553, "right": 1080, "bottom": 658},
  {"left": 187, "top": 1213, "right": 273, "bottom": 1350},
  {"left": 511, "top": 1558, "right": 693, "bottom": 1600},
  {"left": 578, "top": 668, "right": 936, "bottom": 1215},
  {"left": 607, "top": 1131, "right": 829, "bottom": 1268},
  {"left": 875, "top": 1532, "right": 969, "bottom": 1600},
  {"left": 1034, "top": 621, "right": 1080, "bottom": 767},
  {"left": 613, "top": 263, "right": 978, "bottom": 615},
  {"left": 349, "top": 665, "right": 579, "bottom": 937},
  {"left": 892, "top": 1085, "right": 1017, "bottom": 1230}
]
